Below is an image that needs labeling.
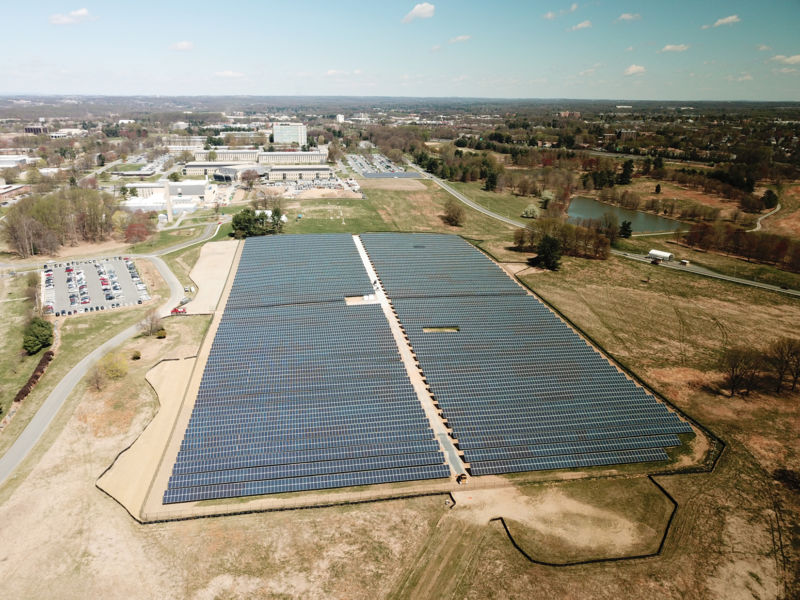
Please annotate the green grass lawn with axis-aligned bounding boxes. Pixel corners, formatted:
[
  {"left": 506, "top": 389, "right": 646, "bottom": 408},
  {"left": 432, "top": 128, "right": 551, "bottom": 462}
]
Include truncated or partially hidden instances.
[
  {"left": 162, "top": 244, "right": 203, "bottom": 291},
  {"left": 449, "top": 181, "right": 538, "bottom": 221},
  {"left": 112, "top": 163, "right": 145, "bottom": 172},
  {"left": 0, "top": 277, "right": 41, "bottom": 419},
  {"left": 282, "top": 181, "right": 516, "bottom": 242},
  {"left": 126, "top": 227, "right": 201, "bottom": 254}
]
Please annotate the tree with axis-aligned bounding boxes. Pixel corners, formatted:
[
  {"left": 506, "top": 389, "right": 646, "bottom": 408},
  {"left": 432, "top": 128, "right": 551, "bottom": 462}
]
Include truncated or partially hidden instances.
[
  {"left": 765, "top": 337, "right": 796, "bottom": 393},
  {"left": 537, "top": 235, "right": 562, "bottom": 271},
  {"left": 619, "top": 220, "right": 633, "bottom": 238},
  {"left": 655, "top": 184, "right": 661, "bottom": 194},
  {"left": 616, "top": 159, "right": 634, "bottom": 185},
  {"left": 443, "top": 198, "right": 465, "bottom": 226},
  {"left": 721, "top": 346, "right": 762, "bottom": 397},
  {"left": 139, "top": 309, "right": 161, "bottom": 336},
  {"left": 762, "top": 189, "right": 779, "bottom": 209},
  {"left": 207, "top": 150, "right": 218, "bottom": 162},
  {"left": 125, "top": 222, "right": 150, "bottom": 243},
  {"left": 485, "top": 171, "right": 498, "bottom": 191},
  {"left": 168, "top": 171, "right": 181, "bottom": 182},
  {"left": 99, "top": 352, "right": 128, "bottom": 380},
  {"left": 788, "top": 339, "right": 800, "bottom": 392},
  {"left": 22, "top": 318, "right": 53, "bottom": 355},
  {"left": 240, "top": 169, "right": 259, "bottom": 189},
  {"left": 97, "top": 153, "right": 105, "bottom": 167}
]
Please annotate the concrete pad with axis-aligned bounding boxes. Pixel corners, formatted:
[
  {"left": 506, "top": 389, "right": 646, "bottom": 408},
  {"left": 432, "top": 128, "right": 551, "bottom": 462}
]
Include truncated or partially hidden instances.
[
  {"left": 97, "top": 357, "right": 196, "bottom": 520},
  {"left": 186, "top": 240, "right": 238, "bottom": 314}
]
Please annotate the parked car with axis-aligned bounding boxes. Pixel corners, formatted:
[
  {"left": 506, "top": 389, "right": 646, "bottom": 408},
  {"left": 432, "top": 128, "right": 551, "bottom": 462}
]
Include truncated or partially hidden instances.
[{"left": 171, "top": 307, "right": 187, "bottom": 315}]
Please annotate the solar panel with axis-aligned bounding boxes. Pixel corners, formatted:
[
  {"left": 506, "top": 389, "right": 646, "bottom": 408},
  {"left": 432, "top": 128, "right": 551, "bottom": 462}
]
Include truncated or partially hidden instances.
[
  {"left": 163, "top": 234, "right": 450, "bottom": 504},
  {"left": 360, "top": 233, "right": 693, "bottom": 476}
]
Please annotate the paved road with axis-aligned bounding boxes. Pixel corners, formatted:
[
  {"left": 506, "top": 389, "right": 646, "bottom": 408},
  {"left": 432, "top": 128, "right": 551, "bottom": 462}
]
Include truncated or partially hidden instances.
[
  {"left": 407, "top": 161, "right": 800, "bottom": 298},
  {"left": 748, "top": 203, "right": 781, "bottom": 232},
  {"left": 0, "top": 254, "right": 186, "bottom": 488}
]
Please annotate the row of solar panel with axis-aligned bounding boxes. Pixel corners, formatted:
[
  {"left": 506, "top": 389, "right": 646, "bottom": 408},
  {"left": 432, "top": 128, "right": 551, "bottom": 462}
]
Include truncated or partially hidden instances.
[{"left": 163, "top": 464, "right": 453, "bottom": 504}]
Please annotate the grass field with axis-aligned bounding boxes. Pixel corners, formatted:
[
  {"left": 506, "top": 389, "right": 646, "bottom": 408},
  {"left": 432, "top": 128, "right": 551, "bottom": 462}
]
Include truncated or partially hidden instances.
[
  {"left": 616, "top": 235, "right": 800, "bottom": 290},
  {"left": 0, "top": 276, "right": 41, "bottom": 420},
  {"left": 449, "top": 180, "right": 539, "bottom": 221},
  {"left": 126, "top": 227, "right": 201, "bottom": 254},
  {"left": 282, "top": 180, "right": 516, "bottom": 242},
  {"left": 112, "top": 163, "right": 145, "bottom": 172}
]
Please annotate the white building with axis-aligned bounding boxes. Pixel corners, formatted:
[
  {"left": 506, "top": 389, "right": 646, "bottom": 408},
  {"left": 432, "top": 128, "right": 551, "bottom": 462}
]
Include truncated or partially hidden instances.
[
  {"left": 272, "top": 122, "right": 307, "bottom": 147},
  {"left": 335, "top": 114, "right": 345, "bottom": 123}
]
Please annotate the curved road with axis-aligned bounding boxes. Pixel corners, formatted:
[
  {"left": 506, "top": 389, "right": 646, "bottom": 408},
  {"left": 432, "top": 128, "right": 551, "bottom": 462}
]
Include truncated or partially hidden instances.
[
  {"left": 0, "top": 230, "right": 215, "bottom": 488},
  {"left": 408, "top": 162, "right": 800, "bottom": 298}
]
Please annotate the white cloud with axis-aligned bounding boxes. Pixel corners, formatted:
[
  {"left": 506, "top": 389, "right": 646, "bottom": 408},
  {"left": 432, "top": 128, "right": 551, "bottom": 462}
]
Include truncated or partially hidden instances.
[
  {"left": 771, "top": 54, "right": 800, "bottom": 65},
  {"left": 713, "top": 14, "right": 740, "bottom": 27},
  {"left": 727, "top": 72, "right": 752, "bottom": 82},
  {"left": 430, "top": 44, "right": 441, "bottom": 52},
  {"left": 624, "top": 64, "right": 646, "bottom": 76},
  {"left": 169, "top": 41, "right": 193, "bottom": 51},
  {"left": 49, "top": 8, "right": 92, "bottom": 25},
  {"left": 757, "top": 44, "right": 771, "bottom": 51},
  {"left": 326, "top": 69, "right": 346, "bottom": 76},
  {"left": 617, "top": 13, "right": 641, "bottom": 22},
  {"left": 402, "top": 2, "right": 435, "bottom": 23},
  {"left": 353, "top": 69, "right": 362, "bottom": 75},
  {"left": 578, "top": 67, "right": 596, "bottom": 77},
  {"left": 214, "top": 70, "right": 244, "bottom": 78},
  {"left": 661, "top": 44, "right": 689, "bottom": 53},
  {"left": 703, "top": 14, "right": 740, "bottom": 29},
  {"left": 776, "top": 67, "right": 797, "bottom": 74},
  {"left": 570, "top": 20, "right": 591, "bottom": 31},
  {"left": 543, "top": 10, "right": 557, "bottom": 20},
  {"left": 569, "top": 3, "right": 578, "bottom": 12},
  {"left": 625, "top": 46, "right": 634, "bottom": 52},
  {"left": 449, "top": 34, "right": 471, "bottom": 44}
]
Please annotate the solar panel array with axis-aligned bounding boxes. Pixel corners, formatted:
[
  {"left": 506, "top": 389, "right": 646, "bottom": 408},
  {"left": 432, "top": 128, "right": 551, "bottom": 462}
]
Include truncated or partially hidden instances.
[
  {"left": 163, "top": 235, "right": 449, "bottom": 504},
  {"left": 360, "top": 233, "right": 692, "bottom": 476}
]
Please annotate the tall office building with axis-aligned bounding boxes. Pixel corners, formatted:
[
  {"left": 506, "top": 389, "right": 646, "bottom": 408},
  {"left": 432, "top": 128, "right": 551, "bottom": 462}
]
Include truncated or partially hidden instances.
[{"left": 272, "top": 122, "right": 307, "bottom": 146}]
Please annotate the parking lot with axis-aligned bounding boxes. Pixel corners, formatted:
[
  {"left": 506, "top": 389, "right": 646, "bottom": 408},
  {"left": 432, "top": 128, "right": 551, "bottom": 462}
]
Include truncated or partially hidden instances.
[
  {"left": 42, "top": 257, "right": 151, "bottom": 317},
  {"left": 345, "top": 153, "right": 420, "bottom": 178}
]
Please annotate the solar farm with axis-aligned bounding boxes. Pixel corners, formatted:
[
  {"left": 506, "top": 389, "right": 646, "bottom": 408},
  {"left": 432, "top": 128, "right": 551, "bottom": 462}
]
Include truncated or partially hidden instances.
[{"left": 162, "top": 233, "right": 693, "bottom": 505}]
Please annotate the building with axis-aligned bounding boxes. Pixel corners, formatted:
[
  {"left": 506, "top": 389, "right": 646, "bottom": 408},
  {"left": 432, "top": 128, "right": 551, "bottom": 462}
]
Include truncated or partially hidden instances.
[
  {"left": 23, "top": 125, "right": 48, "bottom": 135},
  {"left": 258, "top": 150, "right": 326, "bottom": 165},
  {"left": 335, "top": 114, "right": 345, "bottom": 123},
  {"left": 213, "top": 165, "right": 267, "bottom": 183},
  {"left": 194, "top": 149, "right": 259, "bottom": 162},
  {"left": 0, "top": 184, "right": 30, "bottom": 201},
  {"left": 272, "top": 122, "right": 307, "bottom": 147},
  {"left": 186, "top": 148, "right": 327, "bottom": 165},
  {"left": 264, "top": 165, "right": 334, "bottom": 182},
  {"left": 182, "top": 161, "right": 240, "bottom": 177},
  {"left": 49, "top": 128, "right": 86, "bottom": 139}
]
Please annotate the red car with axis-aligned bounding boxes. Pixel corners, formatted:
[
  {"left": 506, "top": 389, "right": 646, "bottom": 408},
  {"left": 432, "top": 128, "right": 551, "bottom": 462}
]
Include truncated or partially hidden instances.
[{"left": 171, "top": 307, "right": 187, "bottom": 315}]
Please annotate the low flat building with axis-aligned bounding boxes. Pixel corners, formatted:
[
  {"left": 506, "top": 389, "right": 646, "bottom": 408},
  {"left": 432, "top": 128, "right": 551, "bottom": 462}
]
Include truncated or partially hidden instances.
[
  {"left": 265, "top": 164, "right": 334, "bottom": 182},
  {"left": 182, "top": 161, "right": 241, "bottom": 176}
]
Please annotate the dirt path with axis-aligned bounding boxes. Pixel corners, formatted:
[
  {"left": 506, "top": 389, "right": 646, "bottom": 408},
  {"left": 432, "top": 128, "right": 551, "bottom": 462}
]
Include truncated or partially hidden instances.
[
  {"left": 97, "top": 357, "right": 196, "bottom": 519},
  {"left": 186, "top": 240, "right": 238, "bottom": 314}
]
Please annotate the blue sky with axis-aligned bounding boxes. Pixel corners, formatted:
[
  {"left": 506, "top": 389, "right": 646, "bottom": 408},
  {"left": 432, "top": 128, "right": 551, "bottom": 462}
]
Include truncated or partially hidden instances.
[{"left": 1, "top": 1, "right": 799, "bottom": 100}]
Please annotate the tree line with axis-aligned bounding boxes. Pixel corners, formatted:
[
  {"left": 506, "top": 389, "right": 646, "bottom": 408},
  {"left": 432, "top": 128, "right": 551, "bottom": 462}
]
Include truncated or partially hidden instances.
[
  {"left": 722, "top": 337, "right": 800, "bottom": 396},
  {"left": 682, "top": 221, "right": 800, "bottom": 273},
  {"left": 513, "top": 217, "right": 612, "bottom": 263},
  {"left": 2, "top": 188, "right": 117, "bottom": 257}
]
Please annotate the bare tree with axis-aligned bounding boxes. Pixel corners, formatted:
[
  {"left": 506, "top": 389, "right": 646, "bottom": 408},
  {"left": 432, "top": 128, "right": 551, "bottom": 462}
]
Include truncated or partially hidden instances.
[
  {"left": 89, "top": 366, "right": 105, "bottom": 391},
  {"left": 240, "top": 169, "right": 259, "bottom": 190},
  {"left": 139, "top": 309, "right": 161, "bottom": 336},
  {"left": 765, "top": 337, "right": 796, "bottom": 393},
  {"left": 721, "top": 346, "right": 762, "bottom": 397}
]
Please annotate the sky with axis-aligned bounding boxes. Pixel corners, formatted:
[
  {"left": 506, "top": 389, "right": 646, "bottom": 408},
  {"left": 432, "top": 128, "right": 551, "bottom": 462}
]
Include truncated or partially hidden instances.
[{"left": 1, "top": 1, "right": 799, "bottom": 100}]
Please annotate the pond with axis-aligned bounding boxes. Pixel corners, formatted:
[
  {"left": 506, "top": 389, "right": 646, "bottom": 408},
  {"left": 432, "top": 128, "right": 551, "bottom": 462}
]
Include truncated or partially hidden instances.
[{"left": 567, "top": 196, "right": 686, "bottom": 233}]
